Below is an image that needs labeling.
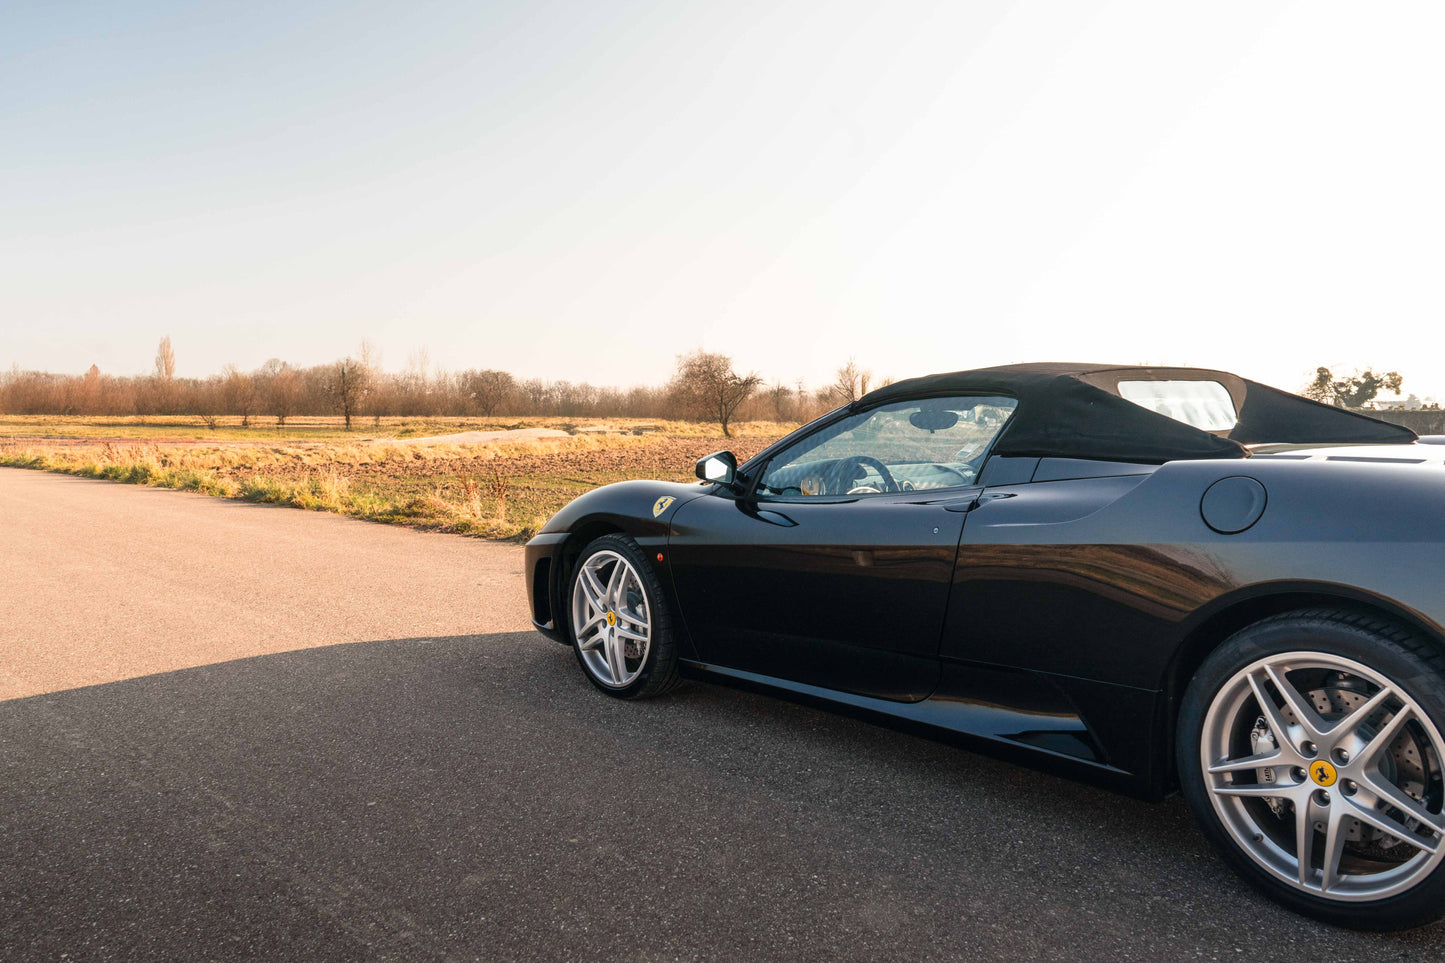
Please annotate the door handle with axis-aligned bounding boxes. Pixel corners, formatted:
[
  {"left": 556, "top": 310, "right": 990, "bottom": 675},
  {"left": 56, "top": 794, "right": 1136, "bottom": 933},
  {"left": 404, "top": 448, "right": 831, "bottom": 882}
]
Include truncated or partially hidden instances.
[{"left": 753, "top": 509, "right": 797, "bottom": 527}]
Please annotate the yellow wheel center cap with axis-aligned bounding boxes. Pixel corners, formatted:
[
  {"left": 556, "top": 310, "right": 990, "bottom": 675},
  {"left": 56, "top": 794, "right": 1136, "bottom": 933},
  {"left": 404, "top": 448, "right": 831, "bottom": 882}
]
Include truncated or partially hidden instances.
[
  {"left": 1310, "top": 760, "right": 1338, "bottom": 787},
  {"left": 606, "top": 611, "right": 617, "bottom": 627}
]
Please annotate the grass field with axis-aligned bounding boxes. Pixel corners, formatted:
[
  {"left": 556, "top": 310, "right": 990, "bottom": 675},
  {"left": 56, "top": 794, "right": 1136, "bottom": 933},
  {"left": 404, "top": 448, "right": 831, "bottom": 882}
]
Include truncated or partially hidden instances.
[
  {"left": 0, "top": 416, "right": 791, "bottom": 540},
  {"left": 0, "top": 413, "right": 782, "bottom": 442}
]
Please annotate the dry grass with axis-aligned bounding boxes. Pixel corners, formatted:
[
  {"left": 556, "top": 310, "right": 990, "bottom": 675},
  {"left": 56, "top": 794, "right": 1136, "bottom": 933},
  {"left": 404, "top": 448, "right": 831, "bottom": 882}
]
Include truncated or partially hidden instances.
[
  {"left": 0, "top": 413, "right": 791, "bottom": 442},
  {"left": 0, "top": 425, "right": 785, "bottom": 541}
]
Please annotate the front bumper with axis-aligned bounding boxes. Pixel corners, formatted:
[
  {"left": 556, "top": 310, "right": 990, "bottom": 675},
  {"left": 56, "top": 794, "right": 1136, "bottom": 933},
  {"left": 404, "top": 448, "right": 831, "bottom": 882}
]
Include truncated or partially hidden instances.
[{"left": 523, "top": 531, "right": 570, "bottom": 644}]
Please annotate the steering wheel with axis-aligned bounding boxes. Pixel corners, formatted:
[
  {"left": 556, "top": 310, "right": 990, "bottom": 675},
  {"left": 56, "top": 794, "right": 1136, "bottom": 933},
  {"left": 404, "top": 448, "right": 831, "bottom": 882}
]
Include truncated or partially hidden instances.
[{"left": 836, "top": 455, "right": 899, "bottom": 494}]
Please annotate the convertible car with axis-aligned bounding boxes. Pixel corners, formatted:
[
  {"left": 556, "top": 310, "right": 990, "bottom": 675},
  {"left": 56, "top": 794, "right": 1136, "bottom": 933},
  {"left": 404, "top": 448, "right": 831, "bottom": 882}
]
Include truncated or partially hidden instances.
[{"left": 524, "top": 363, "right": 1445, "bottom": 929}]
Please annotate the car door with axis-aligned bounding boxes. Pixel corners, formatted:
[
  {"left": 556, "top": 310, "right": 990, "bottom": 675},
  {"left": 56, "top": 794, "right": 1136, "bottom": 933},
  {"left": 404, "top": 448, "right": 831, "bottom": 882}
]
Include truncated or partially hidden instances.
[
  {"left": 666, "top": 395, "right": 1016, "bottom": 703},
  {"left": 941, "top": 458, "right": 1226, "bottom": 689}
]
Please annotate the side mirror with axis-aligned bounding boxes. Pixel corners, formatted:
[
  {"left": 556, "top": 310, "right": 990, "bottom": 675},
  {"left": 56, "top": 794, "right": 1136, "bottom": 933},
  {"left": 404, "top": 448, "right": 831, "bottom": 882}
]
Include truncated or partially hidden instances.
[{"left": 695, "top": 450, "right": 739, "bottom": 488}]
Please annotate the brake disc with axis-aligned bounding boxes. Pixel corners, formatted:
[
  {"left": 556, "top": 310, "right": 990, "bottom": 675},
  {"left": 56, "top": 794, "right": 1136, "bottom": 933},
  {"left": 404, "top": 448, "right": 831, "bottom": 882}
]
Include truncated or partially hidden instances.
[
  {"left": 1307, "top": 678, "right": 1433, "bottom": 859},
  {"left": 1248, "top": 674, "right": 1439, "bottom": 861}
]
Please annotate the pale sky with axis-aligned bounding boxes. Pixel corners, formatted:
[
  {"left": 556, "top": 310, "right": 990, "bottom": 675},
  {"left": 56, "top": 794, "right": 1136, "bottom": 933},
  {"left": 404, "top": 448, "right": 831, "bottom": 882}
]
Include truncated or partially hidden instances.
[{"left": 2, "top": 1, "right": 1442, "bottom": 397}]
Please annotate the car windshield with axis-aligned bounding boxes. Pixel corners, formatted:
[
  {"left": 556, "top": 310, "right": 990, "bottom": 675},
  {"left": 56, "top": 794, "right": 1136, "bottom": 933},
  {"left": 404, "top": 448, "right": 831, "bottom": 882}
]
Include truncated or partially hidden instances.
[{"left": 757, "top": 395, "right": 1017, "bottom": 497}]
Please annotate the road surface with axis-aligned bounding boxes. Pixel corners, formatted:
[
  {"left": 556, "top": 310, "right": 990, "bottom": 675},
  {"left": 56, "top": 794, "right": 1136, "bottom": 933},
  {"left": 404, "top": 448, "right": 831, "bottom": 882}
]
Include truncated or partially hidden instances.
[{"left": 2, "top": 468, "right": 1443, "bottom": 961}]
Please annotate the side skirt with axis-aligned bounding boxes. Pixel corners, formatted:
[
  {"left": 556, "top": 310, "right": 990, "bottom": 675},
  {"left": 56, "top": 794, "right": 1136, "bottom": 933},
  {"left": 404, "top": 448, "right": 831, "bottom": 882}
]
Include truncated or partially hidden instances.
[{"left": 678, "top": 659, "right": 1164, "bottom": 801}]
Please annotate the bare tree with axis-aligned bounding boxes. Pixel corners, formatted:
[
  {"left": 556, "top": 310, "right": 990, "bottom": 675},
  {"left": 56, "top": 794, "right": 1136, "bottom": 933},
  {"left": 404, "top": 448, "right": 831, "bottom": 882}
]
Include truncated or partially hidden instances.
[
  {"left": 366, "top": 380, "right": 395, "bottom": 427},
  {"left": 80, "top": 364, "right": 103, "bottom": 415},
  {"left": 195, "top": 376, "right": 222, "bottom": 429},
  {"left": 155, "top": 336, "right": 176, "bottom": 379},
  {"left": 669, "top": 349, "right": 763, "bottom": 438},
  {"left": 141, "top": 335, "right": 180, "bottom": 415},
  {"left": 221, "top": 364, "right": 258, "bottom": 427},
  {"left": 520, "top": 379, "right": 548, "bottom": 412},
  {"left": 359, "top": 339, "right": 382, "bottom": 375},
  {"left": 465, "top": 369, "right": 516, "bottom": 416},
  {"left": 770, "top": 379, "right": 790, "bottom": 420},
  {"left": 829, "top": 357, "right": 871, "bottom": 404},
  {"left": 263, "top": 360, "right": 302, "bottom": 427},
  {"left": 328, "top": 356, "right": 371, "bottom": 430},
  {"left": 396, "top": 347, "right": 431, "bottom": 415},
  {"left": 0, "top": 346, "right": 912, "bottom": 424}
]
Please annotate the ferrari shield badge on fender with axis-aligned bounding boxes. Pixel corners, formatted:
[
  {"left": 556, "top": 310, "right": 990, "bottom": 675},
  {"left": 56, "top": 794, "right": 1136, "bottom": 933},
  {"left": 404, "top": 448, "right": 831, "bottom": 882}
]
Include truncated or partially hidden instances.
[{"left": 652, "top": 496, "right": 675, "bottom": 518}]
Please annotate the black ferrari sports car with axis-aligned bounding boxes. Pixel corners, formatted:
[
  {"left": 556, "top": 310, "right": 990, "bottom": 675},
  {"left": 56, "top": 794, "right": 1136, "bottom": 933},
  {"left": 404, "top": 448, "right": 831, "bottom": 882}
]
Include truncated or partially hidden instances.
[{"left": 525, "top": 363, "right": 1445, "bottom": 929}]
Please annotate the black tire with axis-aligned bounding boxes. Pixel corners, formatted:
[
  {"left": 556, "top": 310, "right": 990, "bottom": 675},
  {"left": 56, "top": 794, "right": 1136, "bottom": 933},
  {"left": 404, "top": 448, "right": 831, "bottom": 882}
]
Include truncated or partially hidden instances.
[
  {"left": 568, "top": 534, "right": 680, "bottom": 700},
  {"left": 1177, "top": 608, "right": 1445, "bottom": 930}
]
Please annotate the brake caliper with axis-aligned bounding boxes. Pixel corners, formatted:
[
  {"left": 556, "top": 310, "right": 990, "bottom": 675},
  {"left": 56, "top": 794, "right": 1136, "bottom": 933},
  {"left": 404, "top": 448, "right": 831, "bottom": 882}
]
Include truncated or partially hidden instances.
[{"left": 1250, "top": 716, "right": 1289, "bottom": 818}]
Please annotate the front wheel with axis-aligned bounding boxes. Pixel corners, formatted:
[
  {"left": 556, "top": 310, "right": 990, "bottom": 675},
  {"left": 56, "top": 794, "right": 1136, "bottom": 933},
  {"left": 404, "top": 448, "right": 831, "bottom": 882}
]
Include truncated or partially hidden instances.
[
  {"left": 568, "top": 534, "right": 680, "bottom": 699},
  {"left": 1178, "top": 610, "right": 1445, "bottom": 930}
]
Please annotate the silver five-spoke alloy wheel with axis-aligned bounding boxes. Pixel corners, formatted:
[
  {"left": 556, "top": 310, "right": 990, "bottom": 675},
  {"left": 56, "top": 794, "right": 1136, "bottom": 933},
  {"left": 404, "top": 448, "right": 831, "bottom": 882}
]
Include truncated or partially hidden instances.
[
  {"left": 1202, "top": 651, "right": 1445, "bottom": 901},
  {"left": 571, "top": 549, "right": 652, "bottom": 688}
]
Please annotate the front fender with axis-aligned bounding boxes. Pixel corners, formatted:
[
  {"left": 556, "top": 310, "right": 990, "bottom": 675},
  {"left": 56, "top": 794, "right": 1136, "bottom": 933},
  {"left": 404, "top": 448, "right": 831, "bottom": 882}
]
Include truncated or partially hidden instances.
[
  {"left": 526, "top": 479, "right": 717, "bottom": 651},
  {"left": 540, "top": 479, "right": 713, "bottom": 537}
]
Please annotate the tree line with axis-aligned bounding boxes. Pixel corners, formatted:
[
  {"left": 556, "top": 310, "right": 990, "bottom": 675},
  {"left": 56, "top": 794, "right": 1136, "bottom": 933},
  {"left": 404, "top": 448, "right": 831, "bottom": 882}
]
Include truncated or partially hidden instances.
[
  {"left": 6, "top": 341, "right": 1420, "bottom": 434},
  {"left": 0, "top": 339, "right": 890, "bottom": 435}
]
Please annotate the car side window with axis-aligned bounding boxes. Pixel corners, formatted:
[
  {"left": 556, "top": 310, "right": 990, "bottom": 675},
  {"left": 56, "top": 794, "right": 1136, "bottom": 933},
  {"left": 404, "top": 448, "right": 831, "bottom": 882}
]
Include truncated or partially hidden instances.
[{"left": 755, "top": 395, "right": 1017, "bottom": 498}]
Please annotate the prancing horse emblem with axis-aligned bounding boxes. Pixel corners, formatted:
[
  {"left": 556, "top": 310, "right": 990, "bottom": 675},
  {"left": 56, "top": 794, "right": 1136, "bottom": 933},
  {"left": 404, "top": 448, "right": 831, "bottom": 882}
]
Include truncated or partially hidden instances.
[{"left": 652, "top": 496, "right": 675, "bottom": 518}]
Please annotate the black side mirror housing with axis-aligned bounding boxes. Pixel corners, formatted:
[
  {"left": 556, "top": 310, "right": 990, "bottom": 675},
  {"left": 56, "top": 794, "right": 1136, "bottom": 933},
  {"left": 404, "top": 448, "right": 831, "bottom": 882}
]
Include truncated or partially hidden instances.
[{"left": 695, "top": 450, "right": 739, "bottom": 488}]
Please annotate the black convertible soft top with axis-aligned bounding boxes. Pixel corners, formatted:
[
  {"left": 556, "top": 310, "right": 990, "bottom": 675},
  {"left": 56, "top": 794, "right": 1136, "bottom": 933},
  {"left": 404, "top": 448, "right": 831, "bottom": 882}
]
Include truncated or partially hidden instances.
[{"left": 859, "top": 363, "right": 1416, "bottom": 464}]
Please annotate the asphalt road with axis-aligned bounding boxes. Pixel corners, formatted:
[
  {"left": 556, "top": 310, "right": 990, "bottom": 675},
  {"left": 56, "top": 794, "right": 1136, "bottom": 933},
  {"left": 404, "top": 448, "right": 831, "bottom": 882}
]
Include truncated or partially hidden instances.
[{"left": 3, "top": 468, "right": 1444, "bottom": 961}]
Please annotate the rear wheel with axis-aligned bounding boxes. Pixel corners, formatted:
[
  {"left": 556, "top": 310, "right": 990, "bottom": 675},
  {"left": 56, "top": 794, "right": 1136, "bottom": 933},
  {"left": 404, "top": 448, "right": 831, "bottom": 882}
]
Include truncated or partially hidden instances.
[
  {"left": 568, "top": 534, "right": 680, "bottom": 699},
  {"left": 1178, "top": 610, "right": 1445, "bottom": 929}
]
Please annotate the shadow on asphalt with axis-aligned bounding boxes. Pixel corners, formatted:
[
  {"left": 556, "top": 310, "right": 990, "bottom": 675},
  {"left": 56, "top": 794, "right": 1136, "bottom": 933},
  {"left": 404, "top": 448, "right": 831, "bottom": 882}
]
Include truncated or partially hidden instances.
[{"left": 3, "top": 633, "right": 1443, "bottom": 962}]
